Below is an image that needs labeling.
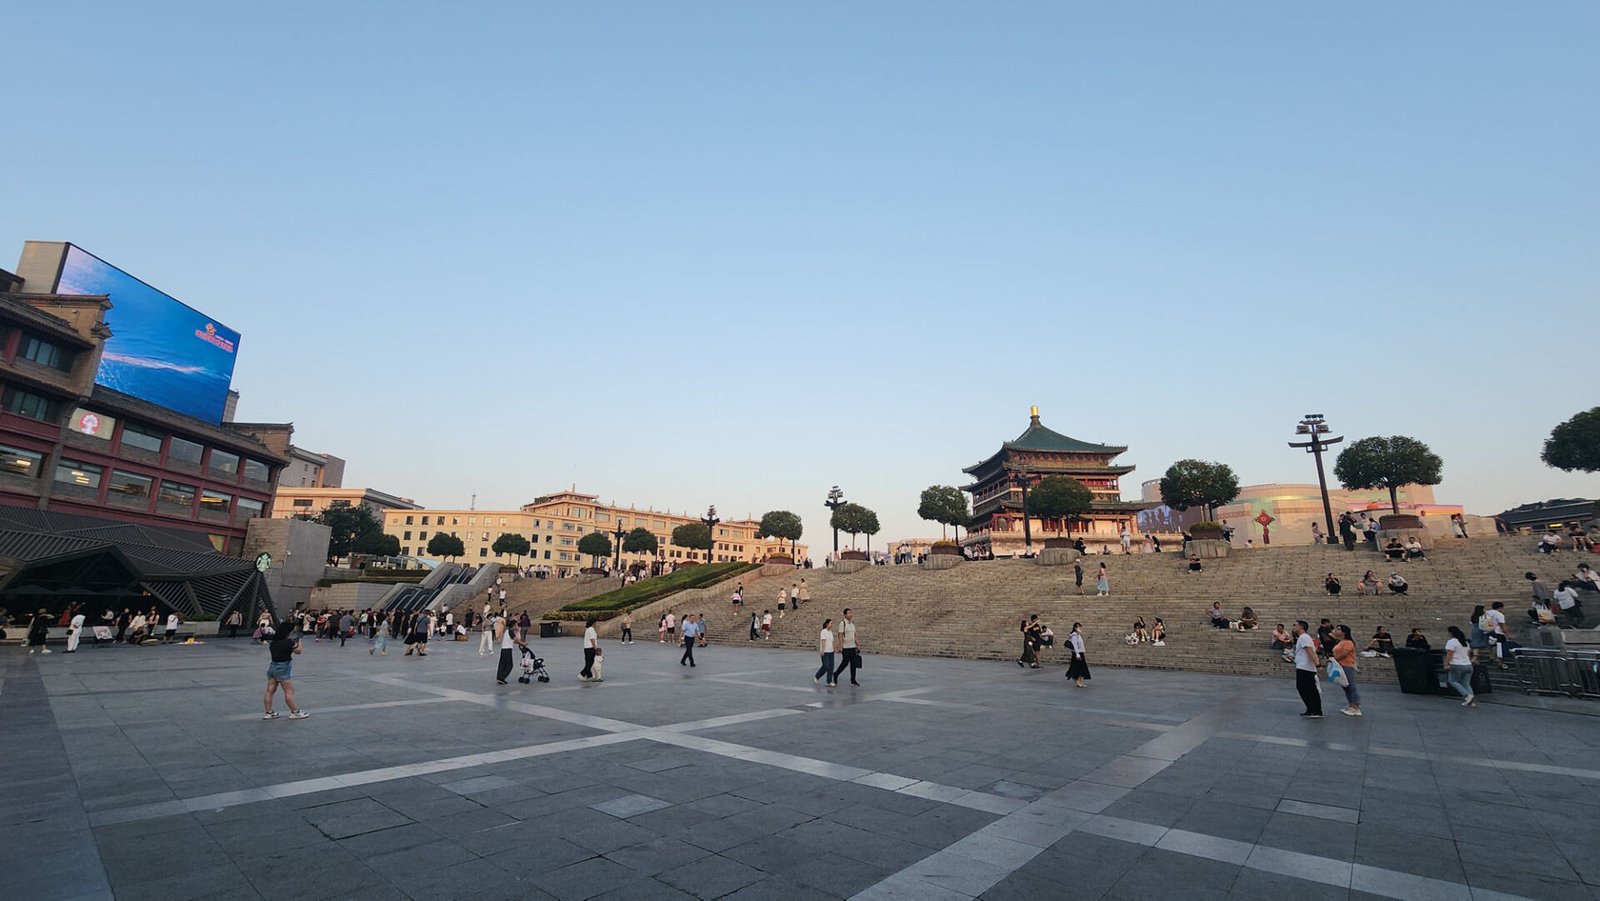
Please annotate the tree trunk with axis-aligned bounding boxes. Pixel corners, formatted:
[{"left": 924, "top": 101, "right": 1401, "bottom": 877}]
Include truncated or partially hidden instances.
[{"left": 1388, "top": 485, "right": 1399, "bottom": 514}]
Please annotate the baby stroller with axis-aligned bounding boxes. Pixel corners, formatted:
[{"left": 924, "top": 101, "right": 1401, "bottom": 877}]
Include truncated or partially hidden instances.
[{"left": 518, "top": 645, "right": 550, "bottom": 684}]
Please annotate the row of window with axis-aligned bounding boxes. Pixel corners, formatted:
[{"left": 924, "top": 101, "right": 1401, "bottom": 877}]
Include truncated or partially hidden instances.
[
  {"left": 395, "top": 513, "right": 675, "bottom": 531},
  {"left": 0, "top": 444, "right": 265, "bottom": 518}
]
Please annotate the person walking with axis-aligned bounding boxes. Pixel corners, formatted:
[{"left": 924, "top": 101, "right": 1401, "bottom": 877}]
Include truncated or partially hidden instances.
[
  {"left": 789, "top": 583, "right": 801, "bottom": 612},
  {"left": 680, "top": 614, "right": 699, "bottom": 667},
  {"left": 580, "top": 618, "right": 600, "bottom": 682},
  {"left": 164, "top": 611, "right": 180, "bottom": 644},
  {"left": 1095, "top": 563, "right": 1109, "bottom": 596},
  {"left": 761, "top": 610, "right": 773, "bottom": 640},
  {"left": 1064, "top": 623, "right": 1091, "bottom": 687},
  {"left": 479, "top": 610, "right": 495, "bottom": 656},
  {"left": 27, "top": 608, "right": 52, "bottom": 654},
  {"left": 797, "top": 579, "right": 809, "bottom": 608},
  {"left": 658, "top": 613, "right": 668, "bottom": 643},
  {"left": 815, "top": 617, "right": 836, "bottom": 685},
  {"left": 1442, "top": 625, "right": 1476, "bottom": 706},
  {"left": 370, "top": 611, "right": 389, "bottom": 655},
  {"left": 620, "top": 612, "right": 633, "bottom": 645},
  {"left": 263, "top": 621, "right": 309, "bottom": 720},
  {"left": 225, "top": 609, "right": 243, "bottom": 639},
  {"left": 494, "top": 615, "right": 516, "bottom": 685},
  {"left": 749, "top": 611, "right": 760, "bottom": 641},
  {"left": 1330, "top": 625, "right": 1362, "bottom": 716},
  {"left": 337, "top": 611, "right": 354, "bottom": 647},
  {"left": 1074, "top": 562, "right": 1084, "bottom": 595},
  {"left": 831, "top": 609, "right": 862, "bottom": 686},
  {"left": 777, "top": 586, "right": 788, "bottom": 617},
  {"left": 1119, "top": 527, "right": 1132, "bottom": 554},
  {"left": 65, "top": 607, "right": 86, "bottom": 653},
  {"left": 406, "top": 610, "right": 431, "bottom": 656},
  {"left": 1292, "top": 620, "right": 1324, "bottom": 718}
]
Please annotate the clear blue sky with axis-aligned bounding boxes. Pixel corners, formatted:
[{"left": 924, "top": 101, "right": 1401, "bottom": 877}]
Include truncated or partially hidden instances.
[{"left": 5, "top": 2, "right": 1597, "bottom": 546}]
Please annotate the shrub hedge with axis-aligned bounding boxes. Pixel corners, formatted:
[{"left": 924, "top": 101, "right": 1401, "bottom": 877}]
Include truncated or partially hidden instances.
[{"left": 552, "top": 562, "right": 758, "bottom": 617}]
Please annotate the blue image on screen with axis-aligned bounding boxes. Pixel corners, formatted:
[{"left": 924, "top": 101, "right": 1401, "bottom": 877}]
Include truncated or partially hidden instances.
[{"left": 55, "top": 246, "right": 241, "bottom": 424}]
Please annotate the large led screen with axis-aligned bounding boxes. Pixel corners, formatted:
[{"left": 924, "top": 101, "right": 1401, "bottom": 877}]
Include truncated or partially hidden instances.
[{"left": 54, "top": 246, "right": 240, "bottom": 424}]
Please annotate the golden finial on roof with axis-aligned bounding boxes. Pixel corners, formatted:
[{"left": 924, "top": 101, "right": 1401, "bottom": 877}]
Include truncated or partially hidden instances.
[{"left": 1029, "top": 405, "right": 1040, "bottom": 424}]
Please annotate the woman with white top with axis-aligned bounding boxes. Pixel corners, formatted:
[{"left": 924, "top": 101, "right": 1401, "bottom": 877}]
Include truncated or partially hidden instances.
[
  {"left": 1442, "top": 625, "right": 1475, "bottom": 707},
  {"left": 814, "top": 618, "right": 836, "bottom": 686},
  {"left": 580, "top": 618, "right": 601, "bottom": 682},
  {"left": 494, "top": 615, "right": 516, "bottom": 685},
  {"left": 1065, "top": 623, "right": 1091, "bottom": 688}
]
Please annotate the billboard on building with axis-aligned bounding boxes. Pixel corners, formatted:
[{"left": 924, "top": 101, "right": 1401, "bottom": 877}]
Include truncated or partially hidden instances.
[{"left": 53, "top": 245, "right": 240, "bottom": 424}]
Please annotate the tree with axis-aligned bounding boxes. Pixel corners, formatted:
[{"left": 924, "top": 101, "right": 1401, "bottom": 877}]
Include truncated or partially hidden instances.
[
  {"left": 1026, "top": 476, "right": 1094, "bottom": 537},
  {"left": 315, "top": 504, "right": 385, "bottom": 563},
  {"left": 621, "top": 527, "right": 658, "bottom": 556},
  {"left": 830, "top": 503, "right": 880, "bottom": 551},
  {"left": 1542, "top": 407, "right": 1600, "bottom": 473},
  {"left": 1334, "top": 436, "right": 1444, "bottom": 514},
  {"left": 353, "top": 530, "right": 401, "bottom": 557},
  {"left": 492, "top": 533, "right": 531, "bottom": 563},
  {"left": 426, "top": 532, "right": 465, "bottom": 560},
  {"left": 671, "top": 522, "right": 711, "bottom": 562},
  {"left": 1158, "top": 459, "right": 1241, "bottom": 521},
  {"left": 576, "top": 531, "right": 612, "bottom": 568},
  {"left": 757, "top": 510, "right": 803, "bottom": 555},
  {"left": 917, "top": 486, "right": 969, "bottom": 541}
]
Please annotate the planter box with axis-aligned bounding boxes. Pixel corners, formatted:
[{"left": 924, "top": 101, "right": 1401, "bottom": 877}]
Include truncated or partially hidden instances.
[
  {"left": 1034, "top": 547, "right": 1080, "bottom": 566},
  {"left": 760, "top": 562, "right": 793, "bottom": 577},
  {"left": 832, "top": 559, "right": 869, "bottom": 574},
  {"left": 920, "top": 554, "right": 961, "bottom": 571},
  {"left": 1189, "top": 529, "right": 1225, "bottom": 542},
  {"left": 1184, "top": 539, "right": 1230, "bottom": 559},
  {"left": 763, "top": 555, "right": 795, "bottom": 566},
  {"left": 1379, "top": 514, "right": 1424, "bottom": 531},
  {"left": 838, "top": 551, "right": 868, "bottom": 562},
  {"left": 1042, "top": 538, "right": 1077, "bottom": 549},
  {"left": 930, "top": 545, "right": 962, "bottom": 556}
]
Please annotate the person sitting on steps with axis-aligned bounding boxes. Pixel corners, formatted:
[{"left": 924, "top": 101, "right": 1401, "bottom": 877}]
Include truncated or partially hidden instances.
[
  {"left": 1359, "top": 570, "right": 1382, "bottom": 596},
  {"left": 1150, "top": 619, "right": 1166, "bottom": 646},
  {"left": 1209, "top": 602, "right": 1229, "bottom": 629},
  {"left": 1325, "top": 573, "right": 1342, "bottom": 596},
  {"left": 1233, "top": 607, "right": 1259, "bottom": 631},
  {"left": 1384, "top": 538, "right": 1406, "bottom": 562},
  {"left": 1405, "top": 537, "right": 1428, "bottom": 562},
  {"left": 1386, "top": 571, "right": 1409, "bottom": 594},
  {"left": 1132, "top": 616, "right": 1149, "bottom": 643},
  {"left": 1186, "top": 555, "right": 1203, "bottom": 574}
]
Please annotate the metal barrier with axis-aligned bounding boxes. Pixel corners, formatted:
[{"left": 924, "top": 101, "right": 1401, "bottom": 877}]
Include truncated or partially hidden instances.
[{"left": 1509, "top": 648, "right": 1600, "bottom": 699}]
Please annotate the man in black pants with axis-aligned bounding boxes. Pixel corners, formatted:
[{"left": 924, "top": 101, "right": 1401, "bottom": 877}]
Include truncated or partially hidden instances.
[
  {"left": 680, "top": 615, "right": 698, "bottom": 667},
  {"left": 831, "top": 609, "right": 861, "bottom": 686},
  {"left": 1292, "top": 620, "right": 1323, "bottom": 718},
  {"left": 494, "top": 616, "right": 515, "bottom": 685}
]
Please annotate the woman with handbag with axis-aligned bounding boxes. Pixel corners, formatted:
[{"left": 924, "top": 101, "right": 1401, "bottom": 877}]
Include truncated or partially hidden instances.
[{"left": 1330, "top": 625, "right": 1362, "bottom": 717}]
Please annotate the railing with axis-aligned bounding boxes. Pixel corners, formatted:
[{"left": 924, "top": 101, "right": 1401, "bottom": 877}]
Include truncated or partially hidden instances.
[{"left": 1509, "top": 648, "right": 1600, "bottom": 699}]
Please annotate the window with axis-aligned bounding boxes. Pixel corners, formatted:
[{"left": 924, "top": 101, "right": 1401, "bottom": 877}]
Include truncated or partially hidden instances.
[
  {"left": 499, "top": 517, "right": 507, "bottom": 526},
  {"left": 479, "top": 548, "right": 487, "bottom": 557},
  {"left": 419, "top": 531, "right": 429, "bottom": 540},
  {"left": 329, "top": 500, "right": 350, "bottom": 508},
  {"left": 168, "top": 437, "right": 203, "bottom": 465},
  {"left": 108, "top": 470, "right": 153, "bottom": 500},
  {"left": 562, "top": 523, "right": 575, "bottom": 531},
  {"left": 54, "top": 459, "right": 103, "bottom": 488},
  {"left": 545, "top": 535, "right": 553, "bottom": 543},
  {"left": 543, "top": 550, "right": 551, "bottom": 559},
  {"left": 200, "top": 489, "right": 233, "bottom": 515},
  {"left": 405, "top": 515, "right": 415, "bottom": 525},
  {"left": 20, "top": 335, "right": 72, "bottom": 371},
  {"left": 422, "top": 516, "right": 431, "bottom": 525},
  {"left": 158, "top": 480, "right": 196, "bottom": 508},
  {"left": 2, "top": 386, "right": 57, "bottom": 422},
  {"left": 237, "top": 497, "right": 265, "bottom": 519},
  {"left": 242, "top": 458, "right": 269, "bottom": 481},
  {"left": 451, "top": 517, "right": 459, "bottom": 525},
  {"left": 291, "top": 498, "right": 313, "bottom": 508},
  {"left": 0, "top": 444, "right": 44, "bottom": 476},
  {"left": 481, "top": 532, "right": 488, "bottom": 540},
  {"left": 403, "top": 531, "right": 412, "bottom": 540},
  {"left": 208, "top": 449, "right": 240, "bottom": 477},
  {"left": 469, "top": 517, "right": 476, "bottom": 526}
]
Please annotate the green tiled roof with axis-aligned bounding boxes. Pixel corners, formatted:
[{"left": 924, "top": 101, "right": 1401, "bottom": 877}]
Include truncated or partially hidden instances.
[{"left": 1004, "top": 415, "right": 1126, "bottom": 455}]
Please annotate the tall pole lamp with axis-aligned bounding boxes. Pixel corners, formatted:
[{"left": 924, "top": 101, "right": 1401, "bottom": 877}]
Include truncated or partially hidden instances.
[
  {"left": 1010, "top": 468, "right": 1036, "bottom": 553},
  {"left": 701, "top": 506, "right": 720, "bottom": 565},
  {"left": 824, "top": 486, "right": 845, "bottom": 560},
  {"left": 1288, "top": 414, "right": 1344, "bottom": 545},
  {"left": 611, "top": 522, "right": 627, "bottom": 572}
]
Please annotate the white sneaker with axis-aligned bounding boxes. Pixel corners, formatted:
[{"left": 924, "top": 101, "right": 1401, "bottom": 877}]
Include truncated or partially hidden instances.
[
  {"left": 1462, "top": 695, "right": 1474, "bottom": 707},
  {"left": 262, "top": 711, "right": 281, "bottom": 720},
  {"left": 41, "top": 648, "right": 51, "bottom": 654},
  {"left": 289, "top": 710, "right": 310, "bottom": 719}
]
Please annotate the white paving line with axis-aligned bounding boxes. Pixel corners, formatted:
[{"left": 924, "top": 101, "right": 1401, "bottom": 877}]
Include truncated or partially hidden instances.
[
  {"left": 1218, "top": 731, "right": 1600, "bottom": 782},
  {"left": 222, "top": 697, "right": 451, "bottom": 721}
]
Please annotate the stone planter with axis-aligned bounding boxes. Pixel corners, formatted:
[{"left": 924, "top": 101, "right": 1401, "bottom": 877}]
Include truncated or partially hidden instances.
[
  {"left": 1184, "top": 539, "right": 1230, "bottom": 559},
  {"left": 1376, "top": 528, "right": 1432, "bottom": 550},
  {"left": 1034, "top": 547, "right": 1080, "bottom": 566},
  {"left": 1189, "top": 528, "right": 1225, "bottom": 543},
  {"left": 839, "top": 551, "right": 868, "bottom": 562},
  {"left": 920, "top": 554, "right": 961, "bottom": 571},
  {"left": 832, "top": 559, "right": 870, "bottom": 574},
  {"left": 760, "top": 562, "right": 793, "bottom": 577},
  {"left": 579, "top": 567, "right": 607, "bottom": 576},
  {"left": 764, "top": 555, "right": 795, "bottom": 566},
  {"left": 930, "top": 545, "right": 962, "bottom": 556},
  {"left": 1379, "top": 514, "right": 1423, "bottom": 531},
  {"left": 1042, "top": 538, "right": 1077, "bottom": 549}
]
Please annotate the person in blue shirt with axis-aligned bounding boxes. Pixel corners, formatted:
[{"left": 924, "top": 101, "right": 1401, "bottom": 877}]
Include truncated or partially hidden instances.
[{"left": 680, "top": 614, "right": 699, "bottom": 667}]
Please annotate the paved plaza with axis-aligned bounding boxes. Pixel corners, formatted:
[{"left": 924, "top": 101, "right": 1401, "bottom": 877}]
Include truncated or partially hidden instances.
[{"left": 4, "top": 631, "right": 1599, "bottom": 901}]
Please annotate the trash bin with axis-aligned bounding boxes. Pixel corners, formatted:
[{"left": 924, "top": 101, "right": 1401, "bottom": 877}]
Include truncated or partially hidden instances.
[
  {"left": 1391, "top": 647, "right": 1442, "bottom": 694},
  {"left": 1470, "top": 663, "right": 1494, "bottom": 696},
  {"left": 539, "top": 621, "right": 562, "bottom": 638}
]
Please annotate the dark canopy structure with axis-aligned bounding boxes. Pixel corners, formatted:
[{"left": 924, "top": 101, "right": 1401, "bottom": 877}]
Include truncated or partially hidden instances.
[{"left": 0, "top": 507, "right": 275, "bottom": 624}]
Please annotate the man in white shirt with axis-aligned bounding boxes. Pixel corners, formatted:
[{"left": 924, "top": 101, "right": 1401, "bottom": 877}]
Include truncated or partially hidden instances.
[
  {"left": 580, "top": 618, "right": 601, "bottom": 682},
  {"left": 66, "top": 609, "right": 86, "bottom": 652},
  {"left": 164, "top": 612, "right": 180, "bottom": 643},
  {"left": 479, "top": 609, "right": 496, "bottom": 656},
  {"left": 1292, "top": 620, "right": 1323, "bottom": 718},
  {"left": 831, "top": 609, "right": 862, "bottom": 686},
  {"left": 1120, "top": 527, "right": 1132, "bottom": 554}
]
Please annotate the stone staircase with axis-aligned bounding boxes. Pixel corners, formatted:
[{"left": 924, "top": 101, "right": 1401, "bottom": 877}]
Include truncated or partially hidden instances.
[{"left": 696, "top": 537, "right": 1576, "bottom": 681}]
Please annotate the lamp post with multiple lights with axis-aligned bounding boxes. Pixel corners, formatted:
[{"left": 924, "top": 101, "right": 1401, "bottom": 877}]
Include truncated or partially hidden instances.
[
  {"left": 1288, "top": 414, "right": 1344, "bottom": 545},
  {"left": 700, "top": 506, "right": 720, "bottom": 565},
  {"left": 824, "top": 486, "right": 845, "bottom": 561},
  {"left": 611, "top": 522, "right": 627, "bottom": 573}
]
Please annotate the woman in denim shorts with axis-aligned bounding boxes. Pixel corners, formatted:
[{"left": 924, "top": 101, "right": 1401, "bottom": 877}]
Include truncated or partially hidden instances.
[{"left": 264, "top": 621, "right": 309, "bottom": 720}]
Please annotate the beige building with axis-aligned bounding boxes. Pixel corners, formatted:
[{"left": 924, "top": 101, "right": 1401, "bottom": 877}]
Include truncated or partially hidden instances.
[
  {"left": 383, "top": 489, "right": 808, "bottom": 573},
  {"left": 272, "top": 486, "right": 421, "bottom": 520}
]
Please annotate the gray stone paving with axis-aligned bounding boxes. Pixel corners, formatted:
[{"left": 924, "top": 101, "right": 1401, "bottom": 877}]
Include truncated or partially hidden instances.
[{"left": 3, "top": 631, "right": 1599, "bottom": 900}]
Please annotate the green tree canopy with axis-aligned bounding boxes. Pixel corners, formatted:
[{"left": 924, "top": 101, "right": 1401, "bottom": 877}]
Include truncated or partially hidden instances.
[
  {"left": 917, "top": 485, "right": 969, "bottom": 540},
  {"left": 1334, "top": 435, "right": 1444, "bottom": 514},
  {"left": 671, "top": 522, "right": 712, "bottom": 557},
  {"left": 315, "top": 504, "right": 385, "bottom": 562},
  {"left": 757, "top": 510, "right": 803, "bottom": 552},
  {"left": 830, "top": 503, "right": 880, "bottom": 549},
  {"left": 492, "top": 533, "right": 531, "bottom": 561},
  {"left": 1541, "top": 407, "right": 1600, "bottom": 473},
  {"left": 621, "top": 527, "right": 659, "bottom": 556},
  {"left": 576, "top": 531, "right": 612, "bottom": 565},
  {"left": 1026, "top": 476, "right": 1094, "bottom": 536},
  {"left": 426, "top": 532, "right": 465, "bottom": 560},
  {"left": 353, "top": 530, "right": 401, "bottom": 557},
  {"left": 1158, "top": 459, "right": 1241, "bottom": 520}
]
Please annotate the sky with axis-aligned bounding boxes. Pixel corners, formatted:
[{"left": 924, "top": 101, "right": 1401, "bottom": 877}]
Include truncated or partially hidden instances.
[{"left": 4, "top": 2, "right": 1597, "bottom": 548}]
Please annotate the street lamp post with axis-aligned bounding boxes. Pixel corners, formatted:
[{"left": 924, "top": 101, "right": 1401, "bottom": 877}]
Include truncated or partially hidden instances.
[
  {"left": 1288, "top": 414, "right": 1344, "bottom": 545},
  {"left": 1009, "top": 468, "right": 1036, "bottom": 554},
  {"left": 700, "top": 506, "right": 720, "bottom": 565},
  {"left": 824, "top": 486, "right": 845, "bottom": 561},
  {"left": 611, "top": 522, "right": 627, "bottom": 573}
]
